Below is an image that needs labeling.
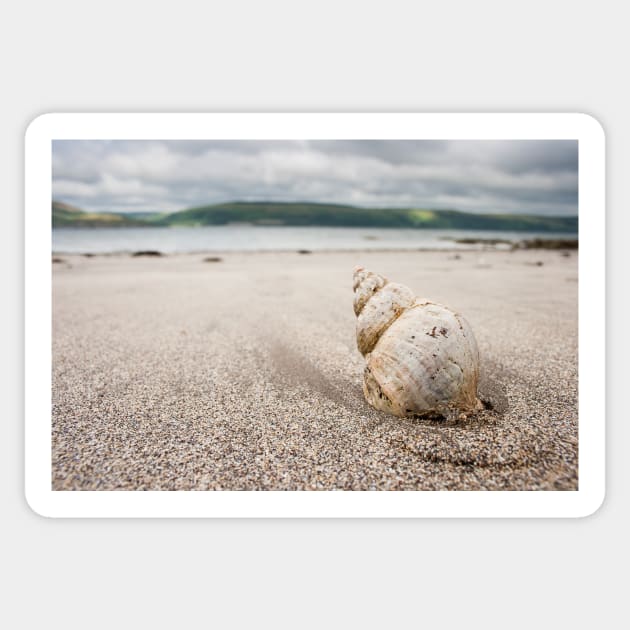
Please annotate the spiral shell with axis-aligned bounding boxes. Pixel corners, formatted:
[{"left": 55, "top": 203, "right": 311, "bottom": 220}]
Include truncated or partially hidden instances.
[{"left": 353, "top": 266, "right": 481, "bottom": 418}]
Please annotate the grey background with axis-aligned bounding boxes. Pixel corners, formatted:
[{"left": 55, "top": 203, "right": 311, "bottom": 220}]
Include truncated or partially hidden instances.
[{"left": 2, "top": 0, "right": 626, "bottom": 628}]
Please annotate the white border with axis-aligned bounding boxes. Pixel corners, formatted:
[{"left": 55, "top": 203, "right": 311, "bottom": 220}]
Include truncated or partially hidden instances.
[{"left": 25, "top": 113, "right": 605, "bottom": 517}]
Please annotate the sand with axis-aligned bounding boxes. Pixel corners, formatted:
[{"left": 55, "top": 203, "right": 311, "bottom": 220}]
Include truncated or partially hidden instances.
[{"left": 52, "top": 249, "right": 578, "bottom": 490}]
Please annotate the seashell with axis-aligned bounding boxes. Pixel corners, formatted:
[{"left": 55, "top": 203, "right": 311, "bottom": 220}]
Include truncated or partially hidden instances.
[{"left": 353, "top": 266, "right": 481, "bottom": 418}]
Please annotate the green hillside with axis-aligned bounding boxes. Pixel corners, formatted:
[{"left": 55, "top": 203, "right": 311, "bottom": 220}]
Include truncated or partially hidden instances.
[
  {"left": 52, "top": 201, "right": 149, "bottom": 227},
  {"left": 155, "top": 201, "right": 578, "bottom": 232},
  {"left": 53, "top": 200, "right": 578, "bottom": 232}
]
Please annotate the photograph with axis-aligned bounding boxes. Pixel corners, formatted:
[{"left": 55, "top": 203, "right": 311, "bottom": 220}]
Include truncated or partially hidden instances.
[{"left": 48, "top": 132, "right": 581, "bottom": 493}]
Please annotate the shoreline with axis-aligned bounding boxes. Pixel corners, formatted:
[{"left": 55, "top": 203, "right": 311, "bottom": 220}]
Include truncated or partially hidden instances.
[{"left": 51, "top": 242, "right": 579, "bottom": 257}]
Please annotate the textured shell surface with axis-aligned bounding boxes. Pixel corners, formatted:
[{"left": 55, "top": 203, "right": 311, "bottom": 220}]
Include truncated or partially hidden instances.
[{"left": 353, "top": 266, "right": 481, "bottom": 418}]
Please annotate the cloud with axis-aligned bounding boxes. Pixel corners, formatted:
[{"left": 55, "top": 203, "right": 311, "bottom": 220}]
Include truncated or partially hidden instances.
[{"left": 52, "top": 139, "right": 578, "bottom": 215}]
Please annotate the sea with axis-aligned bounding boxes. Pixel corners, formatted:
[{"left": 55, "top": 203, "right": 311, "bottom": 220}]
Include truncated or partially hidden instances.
[{"left": 52, "top": 225, "right": 577, "bottom": 255}]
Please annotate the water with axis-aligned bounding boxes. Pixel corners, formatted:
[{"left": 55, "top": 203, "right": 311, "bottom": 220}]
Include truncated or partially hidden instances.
[{"left": 52, "top": 225, "right": 577, "bottom": 254}]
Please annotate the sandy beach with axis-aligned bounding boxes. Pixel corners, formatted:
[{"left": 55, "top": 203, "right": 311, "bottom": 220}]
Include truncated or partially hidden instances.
[{"left": 52, "top": 248, "right": 578, "bottom": 490}]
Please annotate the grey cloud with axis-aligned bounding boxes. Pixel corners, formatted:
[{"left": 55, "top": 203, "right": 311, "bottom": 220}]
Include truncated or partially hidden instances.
[{"left": 52, "top": 139, "right": 578, "bottom": 216}]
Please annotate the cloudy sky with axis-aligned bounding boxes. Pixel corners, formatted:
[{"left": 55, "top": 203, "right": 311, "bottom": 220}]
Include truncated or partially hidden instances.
[{"left": 52, "top": 139, "right": 578, "bottom": 216}]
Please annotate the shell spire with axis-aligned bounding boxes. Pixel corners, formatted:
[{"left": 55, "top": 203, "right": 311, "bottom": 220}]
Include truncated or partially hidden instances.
[
  {"left": 353, "top": 267, "right": 481, "bottom": 418},
  {"left": 353, "top": 266, "right": 387, "bottom": 316}
]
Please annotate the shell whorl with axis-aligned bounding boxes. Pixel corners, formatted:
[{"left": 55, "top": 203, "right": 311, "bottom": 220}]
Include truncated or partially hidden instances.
[
  {"left": 353, "top": 267, "right": 416, "bottom": 356},
  {"left": 353, "top": 266, "right": 481, "bottom": 418},
  {"left": 353, "top": 266, "right": 387, "bottom": 316}
]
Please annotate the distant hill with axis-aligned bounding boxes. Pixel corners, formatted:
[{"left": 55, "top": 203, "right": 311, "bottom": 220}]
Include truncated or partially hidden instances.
[
  {"left": 53, "top": 200, "right": 578, "bottom": 232},
  {"left": 156, "top": 201, "right": 578, "bottom": 232},
  {"left": 119, "top": 211, "right": 165, "bottom": 221},
  {"left": 52, "top": 201, "right": 149, "bottom": 227}
]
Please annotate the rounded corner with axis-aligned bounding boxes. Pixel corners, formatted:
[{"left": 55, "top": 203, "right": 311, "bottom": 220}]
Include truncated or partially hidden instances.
[
  {"left": 24, "top": 488, "right": 54, "bottom": 519},
  {"left": 576, "top": 487, "right": 606, "bottom": 519},
  {"left": 24, "top": 112, "right": 57, "bottom": 143},
  {"left": 575, "top": 112, "right": 606, "bottom": 142}
]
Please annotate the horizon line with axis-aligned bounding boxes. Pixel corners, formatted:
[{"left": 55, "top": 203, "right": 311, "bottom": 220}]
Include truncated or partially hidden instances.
[{"left": 52, "top": 199, "right": 579, "bottom": 219}]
